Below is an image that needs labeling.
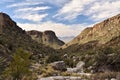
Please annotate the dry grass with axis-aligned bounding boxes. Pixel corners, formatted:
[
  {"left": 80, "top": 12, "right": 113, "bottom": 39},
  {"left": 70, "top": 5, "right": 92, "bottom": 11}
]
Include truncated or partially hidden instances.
[{"left": 92, "top": 72, "right": 120, "bottom": 80}]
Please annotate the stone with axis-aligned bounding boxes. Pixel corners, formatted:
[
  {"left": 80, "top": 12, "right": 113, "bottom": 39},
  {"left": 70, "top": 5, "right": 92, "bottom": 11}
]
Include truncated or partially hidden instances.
[
  {"left": 111, "top": 78, "right": 117, "bottom": 80},
  {"left": 67, "top": 68, "right": 79, "bottom": 73},
  {"left": 76, "top": 61, "right": 85, "bottom": 68},
  {"left": 67, "top": 61, "right": 85, "bottom": 73},
  {"left": 50, "top": 61, "right": 67, "bottom": 71},
  {"left": 63, "top": 54, "right": 68, "bottom": 58}
]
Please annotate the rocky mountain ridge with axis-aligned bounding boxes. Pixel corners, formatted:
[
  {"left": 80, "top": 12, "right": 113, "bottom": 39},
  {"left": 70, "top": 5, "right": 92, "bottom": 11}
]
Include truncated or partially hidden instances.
[
  {"left": 62, "top": 14, "right": 120, "bottom": 48},
  {"left": 0, "top": 12, "right": 57, "bottom": 61},
  {"left": 27, "top": 30, "right": 65, "bottom": 49}
]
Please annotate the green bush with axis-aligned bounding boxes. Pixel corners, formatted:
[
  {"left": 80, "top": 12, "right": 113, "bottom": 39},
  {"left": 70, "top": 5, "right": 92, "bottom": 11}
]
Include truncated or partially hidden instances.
[
  {"left": 3, "top": 48, "right": 32, "bottom": 80},
  {"left": 46, "top": 54, "right": 62, "bottom": 63}
]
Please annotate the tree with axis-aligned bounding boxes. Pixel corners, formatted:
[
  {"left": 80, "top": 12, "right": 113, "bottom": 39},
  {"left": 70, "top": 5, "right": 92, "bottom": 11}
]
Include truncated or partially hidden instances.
[{"left": 4, "top": 48, "right": 31, "bottom": 80}]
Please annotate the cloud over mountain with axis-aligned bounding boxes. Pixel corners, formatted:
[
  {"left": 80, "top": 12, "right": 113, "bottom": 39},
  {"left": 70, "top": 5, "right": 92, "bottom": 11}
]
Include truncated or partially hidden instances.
[{"left": 1, "top": 0, "right": 120, "bottom": 39}]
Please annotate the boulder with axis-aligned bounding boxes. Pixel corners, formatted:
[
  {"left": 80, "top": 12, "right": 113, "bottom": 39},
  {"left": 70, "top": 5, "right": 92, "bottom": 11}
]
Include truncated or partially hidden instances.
[
  {"left": 111, "top": 78, "right": 117, "bottom": 80},
  {"left": 63, "top": 54, "right": 68, "bottom": 58},
  {"left": 67, "top": 68, "right": 79, "bottom": 73},
  {"left": 67, "top": 61, "right": 85, "bottom": 73},
  {"left": 50, "top": 61, "right": 66, "bottom": 71},
  {"left": 76, "top": 61, "right": 85, "bottom": 68}
]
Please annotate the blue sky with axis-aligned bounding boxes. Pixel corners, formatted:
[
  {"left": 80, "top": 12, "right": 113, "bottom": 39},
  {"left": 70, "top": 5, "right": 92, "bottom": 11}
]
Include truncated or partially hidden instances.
[{"left": 0, "top": 0, "right": 120, "bottom": 39}]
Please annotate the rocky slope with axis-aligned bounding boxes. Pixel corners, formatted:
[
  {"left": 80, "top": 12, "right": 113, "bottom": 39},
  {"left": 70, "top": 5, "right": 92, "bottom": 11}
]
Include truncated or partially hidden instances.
[
  {"left": 27, "top": 30, "right": 65, "bottom": 49},
  {"left": 62, "top": 14, "right": 120, "bottom": 49},
  {"left": 0, "top": 12, "right": 57, "bottom": 61},
  {"left": 60, "top": 14, "right": 120, "bottom": 73}
]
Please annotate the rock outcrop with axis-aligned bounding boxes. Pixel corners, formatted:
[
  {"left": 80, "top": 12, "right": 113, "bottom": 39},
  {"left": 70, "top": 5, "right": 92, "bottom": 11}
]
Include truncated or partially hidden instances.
[
  {"left": 50, "top": 61, "right": 67, "bottom": 71},
  {"left": 67, "top": 61, "right": 85, "bottom": 73},
  {"left": 62, "top": 14, "right": 120, "bottom": 48},
  {"left": 27, "top": 30, "right": 65, "bottom": 49},
  {"left": 0, "top": 12, "right": 56, "bottom": 62}
]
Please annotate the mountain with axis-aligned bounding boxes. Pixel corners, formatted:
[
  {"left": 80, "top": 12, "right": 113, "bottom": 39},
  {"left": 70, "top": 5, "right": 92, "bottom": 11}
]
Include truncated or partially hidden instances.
[
  {"left": 0, "top": 12, "right": 57, "bottom": 61},
  {"left": 62, "top": 14, "right": 120, "bottom": 49},
  {"left": 61, "top": 14, "right": 120, "bottom": 72},
  {"left": 27, "top": 30, "right": 65, "bottom": 49}
]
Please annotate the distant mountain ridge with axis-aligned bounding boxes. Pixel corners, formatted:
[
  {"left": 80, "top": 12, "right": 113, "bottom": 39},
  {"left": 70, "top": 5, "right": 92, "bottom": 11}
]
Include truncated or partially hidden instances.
[
  {"left": 62, "top": 14, "right": 120, "bottom": 49},
  {"left": 27, "top": 30, "right": 65, "bottom": 49}
]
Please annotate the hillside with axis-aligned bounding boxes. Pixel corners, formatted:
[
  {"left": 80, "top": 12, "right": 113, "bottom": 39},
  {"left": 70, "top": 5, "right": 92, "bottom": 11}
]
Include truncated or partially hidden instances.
[
  {"left": 0, "top": 12, "right": 120, "bottom": 80},
  {"left": 0, "top": 12, "right": 57, "bottom": 62},
  {"left": 27, "top": 30, "right": 64, "bottom": 49},
  {"left": 62, "top": 14, "right": 120, "bottom": 49},
  {"left": 60, "top": 14, "right": 120, "bottom": 73}
]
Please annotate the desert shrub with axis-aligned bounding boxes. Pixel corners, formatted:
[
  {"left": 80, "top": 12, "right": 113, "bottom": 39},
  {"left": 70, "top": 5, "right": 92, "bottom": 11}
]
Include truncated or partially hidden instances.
[
  {"left": 64, "top": 58, "right": 76, "bottom": 67},
  {"left": 40, "top": 65, "right": 59, "bottom": 77},
  {"left": 46, "top": 54, "right": 62, "bottom": 63},
  {"left": 102, "top": 47, "right": 114, "bottom": 55},
  {"left": 92, "top": 72, "right": 120, "bottom": 80},
  {"left": 3, "top": 48, "right": 32, "bottom": 80}
]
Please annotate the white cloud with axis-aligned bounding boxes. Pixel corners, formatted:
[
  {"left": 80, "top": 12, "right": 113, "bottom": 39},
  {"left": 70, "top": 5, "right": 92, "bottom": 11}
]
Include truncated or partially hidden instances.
[
  {"left": 7, "top": 1, "right": 50, "bottom": 22},
  {"left": 5, "top": 0, "right": 120, "bottom": 38},
  {"left": 6, "top": 1, "right": 42, "bottom": 8},
  {"left": 25, "top": 0, "right": 70, "bottom": 7},
  {"left": 0, "top": 0, "right": 14, "bottom": 3},
  {"left": 15, "top": 13, "right": 48, "bottom": 22},
  {"left": 85, "top": 0, "right": 120, "bottom": 21},
  {"left": 17, "top": 21, "right": 89, "bottom": 37},
  {"left": 15, "top": 6, "right": 50, "bottom": 12},
  {"left": 54, "top": 0, "right": 120, "bottom": 22},
  {"left": 54, "top": 0, "right": 95, "bottom": 20},
  {"left": 43, "top": 0, "right": 70, "bottom": 7}
]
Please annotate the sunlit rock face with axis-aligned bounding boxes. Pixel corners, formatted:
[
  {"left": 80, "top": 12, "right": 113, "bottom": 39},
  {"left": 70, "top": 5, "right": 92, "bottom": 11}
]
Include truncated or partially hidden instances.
[
  {"left": 27, "top": 30, "right": 65, "bottom": 49},
  {"left": 62, "top": 14, "right": 120, "bottom": 49}
]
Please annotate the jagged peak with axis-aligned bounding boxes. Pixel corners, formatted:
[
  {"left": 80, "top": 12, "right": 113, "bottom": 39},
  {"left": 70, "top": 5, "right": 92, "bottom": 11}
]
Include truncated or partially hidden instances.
[
  {"left": 27, "top": 30, "right": 57, "bottom": 40},
  {"left": 27, "top": 30, "right": 42, "bottom": 35},
  {"left": 43, "top": 30, "right": 56, "bottom": 36},
  {"left": 27, "top": 30, "right": 56, "bottom": 36},
  {"left": 0, "top": 12, "right": 16, "bottom": 27},
  {"left": 0, "top": 12, "right": 10, "bottom": 18},
  {"left": 93, "top": 13, "right": 120, "bottom": 30},
  {"left": 0, "top": 12, "right": 12, "bottom": 22},
  {"left": 27, "top": 30, "right": 65, "bottom": 49}
]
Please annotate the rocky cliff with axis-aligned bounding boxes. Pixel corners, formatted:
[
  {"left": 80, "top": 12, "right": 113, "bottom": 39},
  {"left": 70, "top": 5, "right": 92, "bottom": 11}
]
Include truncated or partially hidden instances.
[
  {"left": 62, "top": 14, "right": 120, "bottom": 48},
  {"left": 0, "top": 12, "right": 56, "bottom": 61},
  {"left": 27, "top": 30, "right": 65, "bottom": 49}
]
